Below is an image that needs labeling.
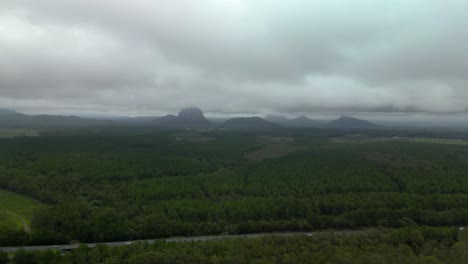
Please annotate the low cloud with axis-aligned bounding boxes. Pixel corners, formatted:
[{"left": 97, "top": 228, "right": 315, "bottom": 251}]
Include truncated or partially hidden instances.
[{"left": 1, "top": 0, "right": 468, "bottom": 116}]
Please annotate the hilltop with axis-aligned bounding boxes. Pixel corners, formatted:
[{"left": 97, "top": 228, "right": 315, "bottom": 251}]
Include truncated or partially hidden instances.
[
  {"left": 154, "top": 107, "right": 211, "bottom": 129},
  {"left": 265, "top": 115, "right": 325, "bottom": 127},
  {"left": 327, "top": 116, "right": 378, "bottom": 128}
]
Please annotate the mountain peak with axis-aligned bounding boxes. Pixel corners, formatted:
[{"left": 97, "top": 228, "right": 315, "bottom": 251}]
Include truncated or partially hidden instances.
[
  {"left": 178, "top": 107, "right": 206, "bottom": 121},
  {"left": 155, "top": 106, "right": 211, "bottom": 129},
  {"left": 0, "top": 109, "right": 19, "bottom": 116},
  {"left": 265, "top": 115, "right": 289, "bottom": 122},
  {"left": 294, "top": 115, "right": 310, "bottom": 121},
  {"left": 338, "top": 116, "right": 355, "bottom": 120},
  {"left": 328, "top": 116, "right": 378, "bottom": 128}
]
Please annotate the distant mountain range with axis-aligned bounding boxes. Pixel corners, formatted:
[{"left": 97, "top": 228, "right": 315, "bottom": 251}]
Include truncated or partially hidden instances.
[
  {"left": 265, "top": 114, "right": 378, "bottom": 128},
  {"left": 153, "top": 107, "right": 282, "bottom": 131},
  {"left": 0, "top": 109, "right": 105, "bottom": 128},
  {"left": 0, "top": 109, "right": 21, "bottom": 116},
  {"left": 0, "top": 107, "right": 379, "bottom": 130}
]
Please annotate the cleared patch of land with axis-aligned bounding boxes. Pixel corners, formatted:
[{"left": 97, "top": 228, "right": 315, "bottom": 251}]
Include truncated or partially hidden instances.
[
  {"left": 330, "top": 135, "right": 394, "bottom": 144},
  {"left": 362, "top": 153, "right": 440, "bottom": 171},
  {"left": 331, "top": 135, "right": 468, "bottom": 146},
  {"left": 244, "top": 136, "right": 304, "bottom": 161},
  {"left": 0, "top": 128, "right": 40, "bottom": 138},
  {"left": 0, "top": 189, "right": 42, "bottom": 233},
  {"left": 244, "top": 144, "right": 304, "bottom": 161},
  {"left": 403, "top": 137, "right": 468, "bottom": 145},
  {"left": 256, "top": 136, "right": 294, "bottom": 144},
  {"left": 175, "top": 132, "right": 215, "bottom": 142}
]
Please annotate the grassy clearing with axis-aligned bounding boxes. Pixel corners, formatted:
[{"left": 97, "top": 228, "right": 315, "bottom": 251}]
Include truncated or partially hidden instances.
[
  {"left": 0, "top": 128, "right": 40, "bottom": 138},
  {"left": 403, "top": 137, "right": 468, "bottom": 145},
  {"left": 0, "top": 190, "right": 42, "bottom": 233}
]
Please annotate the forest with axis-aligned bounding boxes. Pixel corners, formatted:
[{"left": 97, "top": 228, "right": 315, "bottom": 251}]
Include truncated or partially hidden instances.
[{"left": 0, "top": 126, "right": 467, "bottom": 253}]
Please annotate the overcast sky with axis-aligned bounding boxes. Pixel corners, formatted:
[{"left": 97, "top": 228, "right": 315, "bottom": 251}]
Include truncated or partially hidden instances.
[{"left": 1, "top": 0, "right": 468, "bottom": 117}]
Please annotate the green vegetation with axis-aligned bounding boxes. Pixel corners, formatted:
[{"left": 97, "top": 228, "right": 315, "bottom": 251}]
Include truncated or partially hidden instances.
[
  {"left": 0, "top": 189, "right": 41, "bottom": 246},
  {"left": 0, "top": 129, "right": 40, "bottom": 138},
  {"left": 0, "top": 190, "right": 41, "bottom": 230},
  {"left": 0, "top": 127, "right": 467, "bottom": 250}
]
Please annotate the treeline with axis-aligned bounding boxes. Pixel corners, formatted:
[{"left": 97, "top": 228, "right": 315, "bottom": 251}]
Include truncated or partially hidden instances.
[
  {"left": 3, "top": 227, "right": 467, "bottom": 264},
  {"left": 24, "top": 194, "right": 466, "bottom": 245}
]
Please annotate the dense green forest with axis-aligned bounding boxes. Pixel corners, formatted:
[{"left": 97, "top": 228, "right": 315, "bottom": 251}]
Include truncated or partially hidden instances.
[
  {"left": 4, "top": 226, "right": 468, "bottom": 264},
  {"left": 0, "top": 127, "right": 467, "bottom": 247}
]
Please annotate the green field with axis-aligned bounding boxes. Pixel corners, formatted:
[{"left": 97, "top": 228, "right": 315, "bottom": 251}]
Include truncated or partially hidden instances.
[
  {"left": 0, "top": 128, "right": 40, "bottom": 138},
  {"left": 0, "top": 189, "right": 41, "bottom": 233}
]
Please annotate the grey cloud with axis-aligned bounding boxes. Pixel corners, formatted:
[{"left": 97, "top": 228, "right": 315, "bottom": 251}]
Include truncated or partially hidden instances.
[{"left": 1, "top": 0, "right": 468, "bottom": 116}]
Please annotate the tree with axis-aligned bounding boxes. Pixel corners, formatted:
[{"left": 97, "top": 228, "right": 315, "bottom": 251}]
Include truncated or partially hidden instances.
[
  {"left": 0, "top": 252, "right": 9, "bottom": 264},
  {"left": 13, "top": 248, "right": 37, "bottom": 264}
]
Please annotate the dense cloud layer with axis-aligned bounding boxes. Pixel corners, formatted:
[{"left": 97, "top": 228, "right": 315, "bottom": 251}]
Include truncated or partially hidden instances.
[{"left": 1, "top": 0, "right": 468, "bottom": 116}]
